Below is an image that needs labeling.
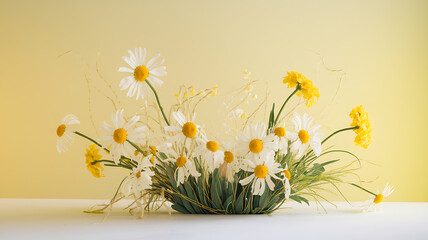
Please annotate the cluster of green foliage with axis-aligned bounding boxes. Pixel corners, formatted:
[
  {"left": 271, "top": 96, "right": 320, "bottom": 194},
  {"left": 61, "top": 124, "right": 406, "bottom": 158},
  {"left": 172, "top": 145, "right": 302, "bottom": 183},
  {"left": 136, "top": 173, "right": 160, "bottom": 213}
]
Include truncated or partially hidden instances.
[{"left": 148, "top": 145, "right": 359, "bottom": 214}]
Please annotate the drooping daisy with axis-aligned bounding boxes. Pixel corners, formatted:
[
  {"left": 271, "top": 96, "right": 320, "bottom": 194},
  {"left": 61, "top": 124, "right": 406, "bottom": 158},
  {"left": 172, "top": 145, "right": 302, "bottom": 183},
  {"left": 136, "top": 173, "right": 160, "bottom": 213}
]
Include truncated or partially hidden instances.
[
  {"left": 362, "top": 183, "right": 394, "bottom": 212},
  {"left": 273, "top": 124, "right": 288, "bottom": 154},
  {"left": 85, "top": 144, "right": 104, "bottom": 178},
  {"left": 288, "top": 112, "right": 323, "bottom": 159},
  {"left": 283, "top": 71, "right": 320, "bottom": 107},
  {"left": 121, "top": 156, "right": 154, "bottom": 198},
  {"left": 195, "top": 138, "right": 224, "bottom": 173},
  {"left": 99, "top": 109, "right": 148, "bottom": 164},
  {"left": 219, "top": 142, "right": 241, "bottom": 183},
  {"left": 237, "top": 122, "right": 278, "bottom": 159},
  {"left": 164, "top": 111, "right": 204, "bottom": 143},
  {"left": 239, "top": 155, "right": 284, "bottom": 196},
  {"left": 350, "top": 105, "right": 372, "bottom": 149},
  {"left": 164, "top": 152, "right": 201, "bottom": 187},
  {"left": 281, "top": 164, "right": 291, "bottom": 199},
  {"left": 118, "top": 48, "right": 167, "bottom": 101},
  {"left": 56, "top": 114, "right": 80, "bottom": 153}
]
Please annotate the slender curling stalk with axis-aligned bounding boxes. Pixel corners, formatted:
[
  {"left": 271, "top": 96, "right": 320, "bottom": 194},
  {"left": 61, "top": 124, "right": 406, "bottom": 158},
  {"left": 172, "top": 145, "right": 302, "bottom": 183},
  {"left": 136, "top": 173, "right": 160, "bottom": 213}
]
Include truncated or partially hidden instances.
[
  {"left": 146, "top": 81, "right": 170, "bottom": 126},
  {"left": 321, "top": 126, "right": 359, "bottom": 145},
  {"left": 274, "top": 84, "right": 301, "bottom": 126}
]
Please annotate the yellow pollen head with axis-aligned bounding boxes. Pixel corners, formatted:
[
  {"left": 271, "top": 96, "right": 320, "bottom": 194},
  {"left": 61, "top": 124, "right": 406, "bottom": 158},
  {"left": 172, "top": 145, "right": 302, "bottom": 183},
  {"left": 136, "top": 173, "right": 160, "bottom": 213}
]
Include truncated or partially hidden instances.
[
  {"left": 206, "top": 141, "right": 219, "bottom": 152},
  {"left": 134, "top": 150, "right": 139, "bottom": 156},
  {"left": 149, "top": 146, "right": 157, "bottom": 155},
  {"left": 254, "top": 165, "right": 268, "bottom": 179},
  {"left": 374, "top": 194, "right": 384, "bottom": 204},
  {"left": 113, "top": 128, "right": 127, "bottom": 144},
  {"left": 134, "top": 65, "right": 149, "bottom": 82},
  {"left": 176, "top": 156, "right": 187, "bottom": 168},
  {"left": 274, "top": 127, "right": 286, "bottom": 137},
  {"left": 249, "top": 139, "right": 263, "bottom": 153},
  {"left": 298, "top": 129, "right": 310, "bottom": 144},
  {"left": 182, "top": 122, "right": 197, "bottom": 138},
  {"left": 56, "top": 124, "right": 66, "bottom": 137},
  {"left": 282, "top": 169, "right": 291, "bottom": 180},
  {"left": 224, "top": 151, "right": 234, "bottom": 163},
  {"left": 135, "top": 171, "right": 141, "bottom": 178},
  {"left": 150, "top": 156, "right": 155, "bottom": 164}
]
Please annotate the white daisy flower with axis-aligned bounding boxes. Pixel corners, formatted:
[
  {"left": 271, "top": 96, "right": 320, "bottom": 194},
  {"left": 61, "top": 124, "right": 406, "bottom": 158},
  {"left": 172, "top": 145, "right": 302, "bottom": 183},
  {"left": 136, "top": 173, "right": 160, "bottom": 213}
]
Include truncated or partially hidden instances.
[
  {"left": 219, "top": 142, "right": 241, "bottom": 183},
  {"left": 164, "top": 111, "right": 204, "bottom": 143},
  {"left": 195, "top": 138, "right": 224, "bottom": 173},
  {"left": 362, "top": 183, "right": 395, "bottom": 212},
  {"left": 121, "top": 156, "right": 154, "bottom": 198},
  {"left": 281, "top": 164, "right": 291, "bottom": 199},
  {"left": 164, "top": 152, "right": 201, "bottom": 187},
  {"left": 288, "top": 112, "right": 323, "bottom": 159},
  {"left": 99, "top": 109, "right": 148, "bottom": 164},
  {"left": 56, "top": 114, "right": 80, "bottom": 153},
  {"left": 119, "top": 48, "right": 167, "bottom": 101},
  {"left": 273, "top": 123, "right": 288, "bottom": 155},
  {"left": 239, "top": 155, "right": 284, "bottom": 196},
  {"left": 237, "top": 122, "right": 278, "bottom": 159}
]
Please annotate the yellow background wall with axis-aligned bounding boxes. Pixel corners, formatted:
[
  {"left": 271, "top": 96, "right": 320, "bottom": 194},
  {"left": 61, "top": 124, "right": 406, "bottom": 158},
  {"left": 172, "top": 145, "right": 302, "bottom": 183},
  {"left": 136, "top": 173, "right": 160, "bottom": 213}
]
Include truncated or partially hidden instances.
[{"left": 1, "top": 0, "right": 427, "bottom": 201}]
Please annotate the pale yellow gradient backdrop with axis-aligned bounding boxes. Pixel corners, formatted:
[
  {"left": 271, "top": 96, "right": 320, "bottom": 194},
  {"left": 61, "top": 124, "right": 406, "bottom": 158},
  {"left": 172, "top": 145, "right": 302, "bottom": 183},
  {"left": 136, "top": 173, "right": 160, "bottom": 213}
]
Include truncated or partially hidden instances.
[{"left": 1, "top": 0, "right": 427, "bottom": 201}]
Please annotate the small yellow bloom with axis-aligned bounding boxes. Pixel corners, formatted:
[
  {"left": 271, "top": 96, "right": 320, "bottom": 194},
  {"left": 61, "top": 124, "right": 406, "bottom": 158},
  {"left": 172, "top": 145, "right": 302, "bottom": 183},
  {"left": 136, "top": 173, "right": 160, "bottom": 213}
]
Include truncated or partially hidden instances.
[
  {"left": 190, "top": 87, "right": 195, "bottom": 96},
  {"left": 174, "top": 93, "right": 179, "bottom": 98},
  {"left": 85, "top": 144, "right": 104, "bottom": 178},
  {"left": 350, "top": 105, "right": 372, "bottom": 148},
  {"left": 283, "top": 71, "right": 319, "bottom": 107}
]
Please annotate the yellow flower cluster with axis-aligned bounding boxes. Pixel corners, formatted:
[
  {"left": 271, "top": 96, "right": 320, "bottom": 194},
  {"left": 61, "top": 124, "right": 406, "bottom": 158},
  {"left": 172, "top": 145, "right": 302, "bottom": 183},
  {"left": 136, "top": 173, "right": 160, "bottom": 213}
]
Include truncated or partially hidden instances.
[
  {"left": 85, "top": 144, "right": 104, "bottom": 178},
  {"left": 283, "top": 71, "right": 320, "bottom": 107},
  {"left": 350, "top": 105, "right": 372, "bottom": 148}
]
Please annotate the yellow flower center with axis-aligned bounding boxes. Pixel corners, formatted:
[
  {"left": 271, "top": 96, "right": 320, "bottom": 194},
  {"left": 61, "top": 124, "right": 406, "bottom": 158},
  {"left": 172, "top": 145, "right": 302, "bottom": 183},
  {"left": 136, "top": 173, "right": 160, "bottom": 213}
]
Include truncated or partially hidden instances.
[
  {"left": 56, "top": 124, "right": 66, "bottom": 137},
  {"left": 134, "top": 65, "right": 149, "bottom": 82},
  {"left": 176, "top": 156, "right": 187, "bottom": 167},
  {"left": 274, "top": 127, "right": 286, "bottom": 137},
  {"left": 224, "top": 151, "right": 234, "bottom": 163},
  {"left": 254, "top": 165, "right": 268, "bottom": 179},
  {"left": 206, "top": 141, "right": 219, "bottom": 152},
  {"left": 182, "top": 122, "right": 197, "bottom": 138},
  {"left": 249, "top": 139, "right": 263, "bottom": 153},
  {"left": 298, "top": 129, "right": 310, "bottom": 144},
  {"left": 135, "top": 171, "right": 141, "bottom": 178},
  {"left": 282, "top": 169, "right": 291, "bottom": 180},
  {"left": 113, "top": 128, "right": 127, "bottom": 144},
  {"left": 374, "top": 194, "right": 384, "bottom": 204}
]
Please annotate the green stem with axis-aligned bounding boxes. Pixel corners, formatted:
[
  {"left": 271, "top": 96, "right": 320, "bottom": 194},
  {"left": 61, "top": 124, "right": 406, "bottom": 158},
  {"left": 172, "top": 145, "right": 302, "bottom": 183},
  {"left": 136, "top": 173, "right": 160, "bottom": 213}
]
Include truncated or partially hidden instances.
[
  {"left": 146, "top": 80, "right": 170, "bottom": 126},
  {"left": 127, "top": 139, "right": 144, "bottom": 154},
  {"left": 322, "top": 126, "right": 359, "bottom": 145},
  {"left": 74, "top": 131, "right": 102, "bottom": 148},
  {"left": 91, "top": 159, "right": 115, "bottom": 165},
  {"left": 350, "top": 183, "right": 377, "bottom": 196},
  {"left": 274, "top": 84, "right": 301, "bottom": 126},
  {"left": 105, "top": 163, "right": 132, "bottom": 170}
]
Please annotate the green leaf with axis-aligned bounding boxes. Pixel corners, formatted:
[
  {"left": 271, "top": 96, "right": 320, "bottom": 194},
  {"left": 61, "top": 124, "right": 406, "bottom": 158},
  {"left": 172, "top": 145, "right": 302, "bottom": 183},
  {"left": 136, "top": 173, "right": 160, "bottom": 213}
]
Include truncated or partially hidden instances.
[
  {"left": 290, "top": 195, "right": 310, "bottom": 206},
  {"left": 171, "top": 204, "right": 190, "bottom": 214}
]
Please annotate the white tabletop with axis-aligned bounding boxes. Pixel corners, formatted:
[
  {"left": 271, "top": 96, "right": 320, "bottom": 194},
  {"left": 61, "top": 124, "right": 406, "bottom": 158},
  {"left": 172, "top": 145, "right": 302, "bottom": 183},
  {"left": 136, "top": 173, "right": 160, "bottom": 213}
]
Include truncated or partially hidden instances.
[{"left": 0, "top": 199, "right": 427, "bottom": 240}]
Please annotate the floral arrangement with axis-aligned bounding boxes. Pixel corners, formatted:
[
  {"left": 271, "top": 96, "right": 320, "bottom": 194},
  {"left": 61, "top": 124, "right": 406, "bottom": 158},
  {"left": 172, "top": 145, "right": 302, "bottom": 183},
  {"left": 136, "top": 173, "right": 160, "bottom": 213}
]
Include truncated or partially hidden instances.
[{"left": 56, "top": 48, "right": 393, "bottom": 217}]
